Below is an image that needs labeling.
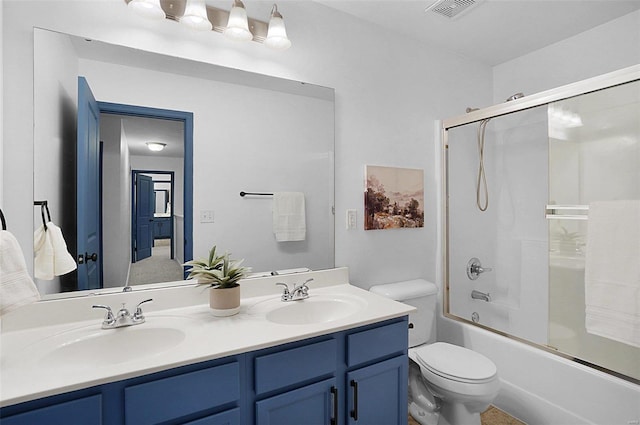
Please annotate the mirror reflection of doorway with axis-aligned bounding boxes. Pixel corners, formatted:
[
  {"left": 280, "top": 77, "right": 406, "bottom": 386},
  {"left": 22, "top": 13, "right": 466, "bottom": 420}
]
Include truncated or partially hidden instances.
[
  {"left": 98, "top": 105, "right": 192, "bottom": 288},
  {"left": 129, "top": 170, "right": 183, "bottom": 286}
]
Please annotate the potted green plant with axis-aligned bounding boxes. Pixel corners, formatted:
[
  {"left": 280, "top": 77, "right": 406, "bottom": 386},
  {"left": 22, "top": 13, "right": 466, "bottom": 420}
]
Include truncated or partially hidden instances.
[{"left": 184, "top": 246, "right": 251, "bottom": 316}]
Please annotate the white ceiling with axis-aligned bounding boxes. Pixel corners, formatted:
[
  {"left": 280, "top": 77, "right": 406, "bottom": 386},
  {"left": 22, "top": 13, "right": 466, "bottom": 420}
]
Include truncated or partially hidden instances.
[{"left": 315, "top": 0, "right": 640, "bottom": 66}]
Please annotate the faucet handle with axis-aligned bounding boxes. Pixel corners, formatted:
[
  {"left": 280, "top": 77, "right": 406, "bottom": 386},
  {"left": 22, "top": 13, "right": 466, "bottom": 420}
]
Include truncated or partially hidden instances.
[
  {"left": 276, "top": 282, "right": 291, "bottom": 301},
  {"left": 133, "top": 298, "right": 153, "bottom": 322},
  {"left": 92, "top": 304, "right": 116, "bottom": 326}
]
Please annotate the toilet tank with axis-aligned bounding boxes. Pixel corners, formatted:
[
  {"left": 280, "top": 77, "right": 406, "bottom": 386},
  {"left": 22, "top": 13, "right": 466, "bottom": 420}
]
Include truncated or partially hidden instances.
[{"left": 370, "top": 280, "right": 438, "bottom": 348}]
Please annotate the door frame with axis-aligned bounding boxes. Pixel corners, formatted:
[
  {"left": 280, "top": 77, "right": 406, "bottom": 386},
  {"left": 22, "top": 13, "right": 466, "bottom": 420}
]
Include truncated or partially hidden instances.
[{"left": 98, "top": 102, "right": 193, "bottom": 276}]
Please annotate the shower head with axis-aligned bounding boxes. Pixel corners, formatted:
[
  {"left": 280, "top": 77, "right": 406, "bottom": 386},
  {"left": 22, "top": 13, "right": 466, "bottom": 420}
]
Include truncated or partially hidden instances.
[{"left": 506, "top": 92, "right": 524, "bottom": 102}]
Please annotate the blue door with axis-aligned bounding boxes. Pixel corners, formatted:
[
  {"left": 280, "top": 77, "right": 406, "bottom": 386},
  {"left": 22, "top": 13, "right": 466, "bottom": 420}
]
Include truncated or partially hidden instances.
[
  {"left": 77, "top": 77, "right": 102, "bottom": 290},
  {"left": 135, "top": 174, "right": 154, "bottom": 261}
]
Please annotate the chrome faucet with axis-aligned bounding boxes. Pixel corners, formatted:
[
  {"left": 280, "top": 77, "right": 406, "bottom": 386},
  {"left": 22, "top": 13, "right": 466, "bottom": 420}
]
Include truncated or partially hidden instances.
[
  {"left": 276, "top": 278, "right": 313, "bottom": 302},
  {"left": 471, "top": 290, "right": 491, "bottom": 302},
  {"left": 92, "top": 298, "right": 153, "bottom": 329}
]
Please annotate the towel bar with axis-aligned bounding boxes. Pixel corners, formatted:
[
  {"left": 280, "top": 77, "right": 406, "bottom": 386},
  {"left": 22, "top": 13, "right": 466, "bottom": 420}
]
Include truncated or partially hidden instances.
[
  {"left": 34, "top": 201, "right": 51, "bottom": 230},
  {"left": 545, "top": 204, "right": 588, "bottom": 220},
  {"left": 240, "top": 191, "right": 273, "bottom": 197}
]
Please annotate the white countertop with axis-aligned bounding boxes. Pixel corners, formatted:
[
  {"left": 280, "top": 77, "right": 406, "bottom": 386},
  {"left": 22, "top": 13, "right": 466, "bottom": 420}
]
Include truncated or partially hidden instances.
[{"left": 0, "top": 269, "right": 413, "bottom": 407}]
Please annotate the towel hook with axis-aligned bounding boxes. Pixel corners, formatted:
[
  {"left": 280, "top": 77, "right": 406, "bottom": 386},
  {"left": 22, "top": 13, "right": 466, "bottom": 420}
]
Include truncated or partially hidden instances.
[
  {"left": 0, "top": 208, "right": 6, "bottom": 231},
  {"left": 34, "top": 201, "right": 51, "bottom": 231}
]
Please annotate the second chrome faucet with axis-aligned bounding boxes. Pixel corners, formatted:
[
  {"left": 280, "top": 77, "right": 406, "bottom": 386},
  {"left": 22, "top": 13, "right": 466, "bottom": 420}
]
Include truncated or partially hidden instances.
[{"left": 276, "top": 278, "right": 314, "bottom": 302}]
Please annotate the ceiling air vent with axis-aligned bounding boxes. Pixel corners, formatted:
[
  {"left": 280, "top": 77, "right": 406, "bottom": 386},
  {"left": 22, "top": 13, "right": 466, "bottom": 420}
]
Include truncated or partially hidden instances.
[{"left": 425, "top": 0, "right": 483, "bottom": 20}]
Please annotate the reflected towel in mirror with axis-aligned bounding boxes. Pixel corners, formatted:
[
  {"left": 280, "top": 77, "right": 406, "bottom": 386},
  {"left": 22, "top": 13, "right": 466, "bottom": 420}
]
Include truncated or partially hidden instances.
[
  {"left": 272, "top": 192, "right": 306, "bottom": 242},
  {"left": 34, "top": 222, "right": 77, "bottom": 280}
]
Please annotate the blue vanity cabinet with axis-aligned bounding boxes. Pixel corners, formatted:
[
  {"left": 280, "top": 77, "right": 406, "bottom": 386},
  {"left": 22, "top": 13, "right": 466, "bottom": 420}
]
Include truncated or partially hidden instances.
[
  {"left": 152, "top": 216, "right": 171, "bottom": 239},
  {"left": 1, "top": 317, "right": 408, "bottom": 425}
]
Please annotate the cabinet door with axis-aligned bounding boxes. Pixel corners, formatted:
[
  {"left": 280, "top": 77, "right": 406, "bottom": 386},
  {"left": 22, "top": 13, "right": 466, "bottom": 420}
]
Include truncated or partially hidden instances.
[
  {"left": 346, "top": 356, "right": 407, "bottom": 425},
  {"left": 256, "top": 378, "right": 338, "bottom": 425}
]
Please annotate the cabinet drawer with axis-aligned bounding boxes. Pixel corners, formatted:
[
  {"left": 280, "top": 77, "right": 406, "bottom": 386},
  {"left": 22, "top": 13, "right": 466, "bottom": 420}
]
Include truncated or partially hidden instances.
[
  {"left": 255, "top": 339, "right": 337, "bottom": 395},
  {"left": 346, "top": 320, "right": 408, "bottom": 367},
  {"left": 1, "top": 394, "right": 102, "bottom": 425},
  {"left": 125, "top": 361, "right": 240, "bottom": 425}
]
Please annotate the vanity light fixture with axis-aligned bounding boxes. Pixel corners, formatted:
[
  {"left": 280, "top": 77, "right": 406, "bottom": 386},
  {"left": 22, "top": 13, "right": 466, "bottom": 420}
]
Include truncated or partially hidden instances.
[
  {"left": 124, "top": 0, "right": 291, "bottom": 50},
  {"left": 146, "top": 142, "right": 167, "bottom": 152},
  {"left": 181, "top": 0, "right": 212, "bottom": 31},
  {"left": 127, "top": 0, "right": 166, "bottom": 20},
  {"left": 264, "top": 4, "right": 291, "bottom": 50}
]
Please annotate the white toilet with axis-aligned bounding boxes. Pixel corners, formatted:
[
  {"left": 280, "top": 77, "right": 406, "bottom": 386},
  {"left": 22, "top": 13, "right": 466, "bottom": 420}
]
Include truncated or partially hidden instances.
[{"left": 370, "top": 280, "right": 500, "bottom": 425}]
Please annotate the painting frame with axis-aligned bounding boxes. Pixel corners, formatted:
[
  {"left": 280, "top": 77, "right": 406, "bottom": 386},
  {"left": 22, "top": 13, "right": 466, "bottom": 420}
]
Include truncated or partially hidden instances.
[{"left": 364, "top": 165, "right": 424, "bottom": 230}]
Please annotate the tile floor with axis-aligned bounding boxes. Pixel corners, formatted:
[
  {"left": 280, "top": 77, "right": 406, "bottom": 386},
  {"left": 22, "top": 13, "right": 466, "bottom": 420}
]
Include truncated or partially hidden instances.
[{"left": 408, "top": 406, "right": 526, "bottom": 425}]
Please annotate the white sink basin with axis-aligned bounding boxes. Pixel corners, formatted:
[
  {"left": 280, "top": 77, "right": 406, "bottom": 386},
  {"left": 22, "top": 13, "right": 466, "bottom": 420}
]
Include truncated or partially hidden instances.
[
  {"left": 15, "top": 316, "right": 194, "bottom": 370},
  {"left": 251, "top": 294, "right": 368, "bottom": 325}
]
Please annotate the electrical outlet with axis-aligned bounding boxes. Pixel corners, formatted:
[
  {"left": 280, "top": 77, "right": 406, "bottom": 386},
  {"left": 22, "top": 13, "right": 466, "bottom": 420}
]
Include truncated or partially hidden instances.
[
  {"left": 200, "top": 210, "right": 214, "bottom": 223},
  {"left": 346, "top": 209, "right": 357, "bottom": 230}
]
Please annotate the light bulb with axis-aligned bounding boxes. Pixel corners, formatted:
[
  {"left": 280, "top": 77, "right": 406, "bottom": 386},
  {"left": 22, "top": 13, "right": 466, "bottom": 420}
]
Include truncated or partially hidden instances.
[
  {"left": 128, "top": 0, "right": 166, "bottom": 20},
  {"left": 224, "top": 0, "right": 253, "bottom": 42},
  {"left": 265, "top": 5, "right": 291, "bottom": 50},
  {"left": 181, "top": 0, "right": 212, "bottom": 31}
]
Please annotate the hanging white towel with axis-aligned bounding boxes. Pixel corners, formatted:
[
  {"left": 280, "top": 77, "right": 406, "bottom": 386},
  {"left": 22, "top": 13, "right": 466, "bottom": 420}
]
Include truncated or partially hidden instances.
[
  {"left": 34, "top": 224, "right": 54, "bottom": 280},
  {"left": 584, "top": 200, "right": 640, "bottom": 348},
  {"left": 47, "top": 222, "right": 77, "bottom": 276},
  {"left": 34, "top": 222, "right": 77, "bottom": 280},
  {"left": 272, "top": 192, "right": 306, "bottom": 242},
  {"left": 1, "top": 230, "right": 40, "bottom": 316}
]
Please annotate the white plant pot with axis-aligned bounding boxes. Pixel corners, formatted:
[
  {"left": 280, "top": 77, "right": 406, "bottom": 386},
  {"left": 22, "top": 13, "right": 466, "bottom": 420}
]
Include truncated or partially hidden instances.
[{"left": 209, "top": 284, "right": 241, "bottom": 316}]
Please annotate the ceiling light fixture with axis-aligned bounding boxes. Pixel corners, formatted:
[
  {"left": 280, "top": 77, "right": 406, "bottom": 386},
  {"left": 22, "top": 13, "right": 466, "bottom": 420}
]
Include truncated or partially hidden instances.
[
  {"left": 181, "top": 0, "right": 212, "bottom": 31},
  {"left": 264, "top": 4, "right": 291, "bottom": 50},
  {"left": 127, "top": 0, "right": 166, "bottom": 20},
  {"left": 146, "top": 142, "right": 167, "bottom": 152},
  {"left": 125, "top": 0, "right": 291, "bottom": 50}
]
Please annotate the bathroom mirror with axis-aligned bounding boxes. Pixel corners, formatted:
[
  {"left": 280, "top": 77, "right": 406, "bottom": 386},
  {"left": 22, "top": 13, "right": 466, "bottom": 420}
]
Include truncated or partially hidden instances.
[
  {"left": 33, "top": 28, "right": 335, "bottom": 297},
  {"left": 443, "top": 70, "right": 640, "bottom": 382}
]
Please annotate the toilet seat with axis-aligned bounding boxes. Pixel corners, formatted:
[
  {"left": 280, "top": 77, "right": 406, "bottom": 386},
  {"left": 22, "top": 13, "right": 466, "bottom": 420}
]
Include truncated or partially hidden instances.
[{"left": 410, "top": 342, "right": 497, "bottom": 384}]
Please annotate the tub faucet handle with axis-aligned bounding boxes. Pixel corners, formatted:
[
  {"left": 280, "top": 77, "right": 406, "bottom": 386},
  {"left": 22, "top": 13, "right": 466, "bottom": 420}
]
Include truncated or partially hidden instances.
[{"left": 467, "top": 257, "right": 492, "bottom": 280}]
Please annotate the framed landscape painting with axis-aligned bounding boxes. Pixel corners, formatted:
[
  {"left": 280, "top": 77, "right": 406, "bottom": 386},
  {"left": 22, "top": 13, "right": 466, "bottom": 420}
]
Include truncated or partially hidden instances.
[{"left": 364, "top": 165, "right": 424, "bottom": 230}]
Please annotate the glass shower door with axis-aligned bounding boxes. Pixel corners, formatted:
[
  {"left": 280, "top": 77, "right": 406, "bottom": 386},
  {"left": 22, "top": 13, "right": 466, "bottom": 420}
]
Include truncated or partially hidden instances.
[{"left": 547, "top": 79, "right": 640, "bottom": 380}]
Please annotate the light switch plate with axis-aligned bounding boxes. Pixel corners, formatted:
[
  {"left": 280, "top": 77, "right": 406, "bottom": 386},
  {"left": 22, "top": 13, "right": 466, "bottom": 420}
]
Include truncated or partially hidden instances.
[
  {"left": 200, "top": 210, "right": 214, "bottom": 223},
  {"left": 346, "top": 209, "right": 357, "bottom": 230}
]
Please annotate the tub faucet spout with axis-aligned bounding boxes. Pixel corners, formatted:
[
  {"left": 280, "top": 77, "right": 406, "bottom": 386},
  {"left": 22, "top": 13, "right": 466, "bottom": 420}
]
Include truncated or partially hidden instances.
[{"left": 471, "top": 290, "right": 491, "bottom": 302}]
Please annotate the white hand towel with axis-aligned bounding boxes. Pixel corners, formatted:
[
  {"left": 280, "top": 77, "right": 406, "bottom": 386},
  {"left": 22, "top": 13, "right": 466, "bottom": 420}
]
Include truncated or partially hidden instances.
[
  {"left": 34, "top": 224, "right": 54, "bottom": 280},
  {"left": 272, "top": 192, "right": 306, "bottom": 242},
  {"left": 46, "top": 221, "right": 77, "bottom": 276},
  {"left": 584, "top": 200, "right": 640, "bottom": 348},
  {"left": 1, "top": 230, "right": 40, "bottom": 316}
]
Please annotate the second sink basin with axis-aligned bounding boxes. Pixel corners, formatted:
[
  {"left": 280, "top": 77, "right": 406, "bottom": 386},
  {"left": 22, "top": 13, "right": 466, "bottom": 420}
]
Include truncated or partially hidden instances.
[{"left": 252, "top": 294, "right": 368, "bottom": 325}]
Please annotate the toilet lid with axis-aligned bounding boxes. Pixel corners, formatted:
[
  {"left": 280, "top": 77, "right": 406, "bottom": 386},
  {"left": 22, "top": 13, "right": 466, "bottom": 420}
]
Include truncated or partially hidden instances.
[{"left": 413, "top": 342, "right": 497, "bottom": 383}]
